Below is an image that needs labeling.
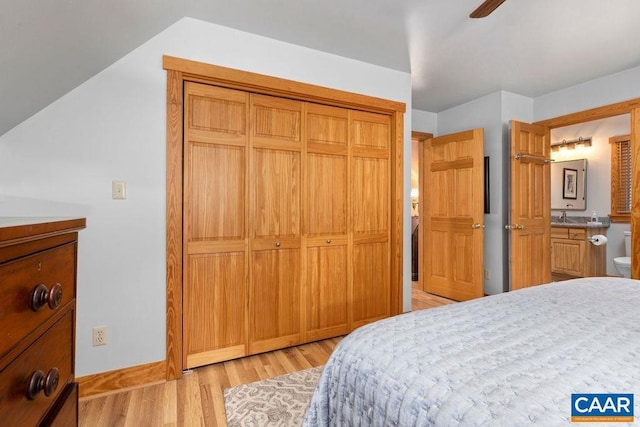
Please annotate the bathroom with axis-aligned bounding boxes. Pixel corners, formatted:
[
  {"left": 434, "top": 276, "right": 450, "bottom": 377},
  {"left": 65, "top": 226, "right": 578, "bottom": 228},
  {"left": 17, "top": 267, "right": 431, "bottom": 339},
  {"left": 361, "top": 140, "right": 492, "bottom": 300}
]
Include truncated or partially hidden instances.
[{"left": 550, "top": 113, "right": 631, "bottom": 277}]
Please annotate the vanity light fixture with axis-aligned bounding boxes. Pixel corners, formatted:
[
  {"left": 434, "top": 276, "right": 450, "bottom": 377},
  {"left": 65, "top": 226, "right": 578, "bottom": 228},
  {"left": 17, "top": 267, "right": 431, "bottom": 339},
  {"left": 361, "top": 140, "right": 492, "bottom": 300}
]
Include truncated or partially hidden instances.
[
  {"left": 411, "top": 188, "right": 419, "bottom": 210},
  {"left": 551, "top": 136, "right": 592, "bottom": 152}
]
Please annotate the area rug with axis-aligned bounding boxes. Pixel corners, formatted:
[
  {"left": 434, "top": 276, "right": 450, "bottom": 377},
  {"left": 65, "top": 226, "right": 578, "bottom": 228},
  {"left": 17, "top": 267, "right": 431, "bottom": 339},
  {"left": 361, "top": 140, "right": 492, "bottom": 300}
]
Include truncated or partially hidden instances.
[{"left": 223, "top": 366, "right": 323, "bottom": 426}]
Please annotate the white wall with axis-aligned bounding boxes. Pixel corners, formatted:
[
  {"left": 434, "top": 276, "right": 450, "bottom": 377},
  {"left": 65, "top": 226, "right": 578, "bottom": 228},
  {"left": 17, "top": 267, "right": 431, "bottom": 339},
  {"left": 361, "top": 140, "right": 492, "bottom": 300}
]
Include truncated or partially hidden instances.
[
  {"left": 0, "top": 17, "right": 412, "bottom": 376},
  {"left": 412, "top": 109, "right": 437, "bottom": 135},
  {"left": 550, "top": 115, "right": 631, "bottom": 275},
  {"left": 534, "top": 65, "right": 640, "bottom": 122}
]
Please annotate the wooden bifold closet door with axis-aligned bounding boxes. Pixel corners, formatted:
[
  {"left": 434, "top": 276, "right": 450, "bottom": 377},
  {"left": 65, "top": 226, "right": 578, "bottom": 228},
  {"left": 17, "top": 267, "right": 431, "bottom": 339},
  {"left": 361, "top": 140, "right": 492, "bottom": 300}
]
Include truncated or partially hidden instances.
[
  {"left": 305, "top": 104, "right": 350, "bottom": 342},
  {"left": 183, "top": 81, "right": 391, "bottom": 369},
  {"left": 183, "top": 83, "right": 249, "bottom": 368},
  {"left": 248, "top": 94, "right": 303, "bottom": 354}
]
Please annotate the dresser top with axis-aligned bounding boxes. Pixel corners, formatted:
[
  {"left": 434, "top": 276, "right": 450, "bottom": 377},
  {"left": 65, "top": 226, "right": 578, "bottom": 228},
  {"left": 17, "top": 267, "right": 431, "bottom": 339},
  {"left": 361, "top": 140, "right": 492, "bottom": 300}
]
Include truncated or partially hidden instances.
[{"left": 0, "top": 217, "right": 86, "bottom": 245}]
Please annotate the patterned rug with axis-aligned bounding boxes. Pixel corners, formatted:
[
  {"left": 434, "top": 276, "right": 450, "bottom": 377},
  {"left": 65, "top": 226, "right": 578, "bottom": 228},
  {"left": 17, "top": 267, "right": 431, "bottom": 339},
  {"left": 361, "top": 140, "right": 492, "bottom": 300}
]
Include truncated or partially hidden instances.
[{"left": 223, "top": 366, "right": 323, "bottom": 426}]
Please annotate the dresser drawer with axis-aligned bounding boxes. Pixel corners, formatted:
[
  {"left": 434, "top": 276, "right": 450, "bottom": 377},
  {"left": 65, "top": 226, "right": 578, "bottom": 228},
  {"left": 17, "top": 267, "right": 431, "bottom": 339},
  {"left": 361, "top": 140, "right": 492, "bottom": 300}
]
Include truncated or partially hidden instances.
[
  {"left": 41, "top": 382, "right": 78, "bottom": 427},
  {"left": 0, "top": 310, "right": 74, "bottom": 426},
  {"left": 0, "top": 243, "right": 76, "bottom": 357}
]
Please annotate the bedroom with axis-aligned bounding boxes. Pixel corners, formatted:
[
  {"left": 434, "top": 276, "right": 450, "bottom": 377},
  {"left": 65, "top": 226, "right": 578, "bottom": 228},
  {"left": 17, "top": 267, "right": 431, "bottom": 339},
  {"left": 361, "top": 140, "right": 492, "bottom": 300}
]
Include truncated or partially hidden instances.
[{"left": 1, "top": 0, "right": 640, "bottom": 425}]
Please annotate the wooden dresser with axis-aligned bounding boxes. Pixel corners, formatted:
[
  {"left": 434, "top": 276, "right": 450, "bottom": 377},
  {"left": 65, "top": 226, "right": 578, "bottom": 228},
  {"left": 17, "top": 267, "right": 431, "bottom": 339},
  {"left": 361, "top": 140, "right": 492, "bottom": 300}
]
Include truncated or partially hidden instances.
[{"left": 0, "top": 218, "right": 85, "bottom": 426}]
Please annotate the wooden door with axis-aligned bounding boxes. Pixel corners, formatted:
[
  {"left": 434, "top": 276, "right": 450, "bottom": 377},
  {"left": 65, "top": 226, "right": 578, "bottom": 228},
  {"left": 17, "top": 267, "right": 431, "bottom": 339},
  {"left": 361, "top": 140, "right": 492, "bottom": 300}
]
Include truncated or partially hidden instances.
[
  {"left": 248, "top": 94, "right": 303, "bottom": 354},
  {"left": 304, "top": 104, "right": 350, "bottom": 341},
  {"left": 351, "top": 111, "right": 391, "bottom": 328},
  {"left": 421, "top": 129, "right": 484, "bottom": 301},
  {"left": 509, "top": 121, "right": 551, "bottom": 290},
  {"left": 183, "top": 83, "right": 249, "bottom": 368}
]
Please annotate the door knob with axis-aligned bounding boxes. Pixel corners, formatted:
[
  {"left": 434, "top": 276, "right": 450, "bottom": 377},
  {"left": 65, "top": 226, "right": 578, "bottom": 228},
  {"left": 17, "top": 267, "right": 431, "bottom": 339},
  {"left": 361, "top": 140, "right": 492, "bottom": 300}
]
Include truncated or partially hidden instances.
[
  {"left": 471, "top": 223, "right": 484, "bottom": 229},
  {"left": 505, "top": 224, "right": 525, "bottom": 230}
]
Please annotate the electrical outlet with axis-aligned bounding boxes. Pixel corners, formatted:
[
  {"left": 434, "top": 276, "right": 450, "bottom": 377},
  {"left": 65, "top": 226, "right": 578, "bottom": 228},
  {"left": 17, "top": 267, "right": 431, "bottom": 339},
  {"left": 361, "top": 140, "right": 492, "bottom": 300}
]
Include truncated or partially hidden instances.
[
  {"left": 484, "top": 269, "right": 491, "bottom": 280},
  {"left": 93, "top": 326, "right": 108, "bottom": 346}
]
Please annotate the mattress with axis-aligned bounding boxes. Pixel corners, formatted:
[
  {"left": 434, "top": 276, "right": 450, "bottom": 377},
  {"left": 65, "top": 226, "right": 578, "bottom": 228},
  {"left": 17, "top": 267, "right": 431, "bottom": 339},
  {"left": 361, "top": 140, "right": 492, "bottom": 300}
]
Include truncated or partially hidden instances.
[{"left": 304, "top": 278, "right": 640, "bottom": 426}]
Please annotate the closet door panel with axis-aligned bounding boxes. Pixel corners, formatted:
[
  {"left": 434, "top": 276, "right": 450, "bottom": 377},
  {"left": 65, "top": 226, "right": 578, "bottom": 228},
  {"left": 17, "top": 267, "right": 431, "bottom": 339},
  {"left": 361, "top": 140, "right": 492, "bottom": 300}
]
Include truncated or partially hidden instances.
[
  {"left": 304, "top": 104, "right": 350, "bottom": 340},
  {"left": 352, "top": 240, "right": 390, "bottom": 327},
  {"left": 251, "top": 94, "right": 302, "bottom": 151},
  {"left": 350, "top": 111, "right": 391, "bottom": 328},
  {"left": 184, "top": 252, "right": 246, "bottom": 368},
  {"left": 352, "top": 111, "right": 390, "bottom": 152},
  {"left": 183, "top": 82, "right": 249, "bottom": 368},
  {"left": 249, "top": 248, "right": 301, "bottom": 354},
  {"left": 253, "top": 149, "right": 300, "bottom": 238},
  {"left": 188, "top": 143, "right": 245, "bottom": 241},
  {"left": 352, "top": 157, "right": 389, "bottom": 235},
  {"left": 306, "top": 105, "right": 348, "bottom": 239},
  {"left": 305, "top": 240, "right": 349, "bottom": 341},
  {"left": 306, "top": 153, "right": 347, "bottom": 236},
  {"left": 307, "top": 104, "right": 348, "bottom": 154},
  {"left": 249, "top": 94, "right": 303, "bottom": 354}
]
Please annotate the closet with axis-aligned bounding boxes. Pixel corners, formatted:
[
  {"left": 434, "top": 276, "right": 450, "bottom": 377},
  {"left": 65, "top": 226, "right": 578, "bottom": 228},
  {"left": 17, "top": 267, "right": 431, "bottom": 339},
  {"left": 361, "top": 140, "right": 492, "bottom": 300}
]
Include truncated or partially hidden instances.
[
  {"left": 182, "top": 81, "right": 392, "bottom": 368},
  {"left": 164, "top": 56, "right": 404, "bottom": 378}
]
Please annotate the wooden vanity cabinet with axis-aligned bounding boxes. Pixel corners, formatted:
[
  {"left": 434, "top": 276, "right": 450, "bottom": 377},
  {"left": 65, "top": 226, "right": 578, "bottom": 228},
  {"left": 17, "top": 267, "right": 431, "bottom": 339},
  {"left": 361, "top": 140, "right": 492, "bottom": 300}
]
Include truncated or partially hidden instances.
[
  {"left": 0, "top": 218, "right": 85, "bottom": 426},
  {"left": 550, "top": 226, "right": 606, "bottom": 278}
]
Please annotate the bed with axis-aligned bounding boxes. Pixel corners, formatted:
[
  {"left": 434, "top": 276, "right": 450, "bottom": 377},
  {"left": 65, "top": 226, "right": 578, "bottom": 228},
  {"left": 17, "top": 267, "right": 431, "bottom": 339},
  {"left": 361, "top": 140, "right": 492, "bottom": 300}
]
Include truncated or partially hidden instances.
[{"left": 303, "top": 277, "right": 640, "bottom": 426}]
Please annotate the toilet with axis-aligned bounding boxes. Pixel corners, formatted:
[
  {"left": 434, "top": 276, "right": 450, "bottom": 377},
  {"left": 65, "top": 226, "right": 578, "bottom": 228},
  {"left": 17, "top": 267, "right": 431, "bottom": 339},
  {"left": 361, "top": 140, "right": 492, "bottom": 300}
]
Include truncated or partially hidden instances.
[{"left": 614, "top": 231, "right": 632, "bottom": 278}]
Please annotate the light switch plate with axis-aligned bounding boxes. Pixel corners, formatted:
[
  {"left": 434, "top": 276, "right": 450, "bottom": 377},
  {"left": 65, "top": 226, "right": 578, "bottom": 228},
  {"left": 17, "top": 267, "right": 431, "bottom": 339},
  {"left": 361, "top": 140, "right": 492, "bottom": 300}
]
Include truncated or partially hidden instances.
[{"left": 112, "top": 180, "right": 126, "bottom": 199}]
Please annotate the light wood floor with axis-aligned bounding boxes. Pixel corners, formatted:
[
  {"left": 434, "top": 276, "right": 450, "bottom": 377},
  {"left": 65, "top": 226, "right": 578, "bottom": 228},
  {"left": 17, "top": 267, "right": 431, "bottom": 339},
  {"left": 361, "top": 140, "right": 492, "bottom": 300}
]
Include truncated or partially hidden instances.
[
  {"left": 411, "top": 280, "right": 457, "bottom": 310},
  {"left": 79, "top": 286, "right": 455, "bottom": 426}
]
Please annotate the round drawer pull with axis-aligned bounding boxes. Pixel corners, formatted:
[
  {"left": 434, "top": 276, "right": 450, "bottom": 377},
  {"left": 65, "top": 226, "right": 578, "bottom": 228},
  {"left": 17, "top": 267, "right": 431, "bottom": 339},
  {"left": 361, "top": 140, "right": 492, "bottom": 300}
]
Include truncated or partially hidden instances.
[
  {"left": 326, "top": 239, "right": 332, "bottom": 244},
  {"left": 48, "top": 283, "right": 63, "bottom": 309},
  {"left": 275, "top": 241, "right": 281, "bottom": 247},
  {"left": 27, "top": 368, "right": 60, "bottom": 400},
  {"left": 31, "top": 283, "right": 63, "bottom": 312}
]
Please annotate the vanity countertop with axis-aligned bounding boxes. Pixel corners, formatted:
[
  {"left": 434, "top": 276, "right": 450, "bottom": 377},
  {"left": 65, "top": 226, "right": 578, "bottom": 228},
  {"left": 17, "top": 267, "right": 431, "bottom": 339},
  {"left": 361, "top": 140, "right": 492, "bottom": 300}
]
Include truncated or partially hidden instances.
[{"left": 551, "top": 216, "right": 610, "bottom": 229}]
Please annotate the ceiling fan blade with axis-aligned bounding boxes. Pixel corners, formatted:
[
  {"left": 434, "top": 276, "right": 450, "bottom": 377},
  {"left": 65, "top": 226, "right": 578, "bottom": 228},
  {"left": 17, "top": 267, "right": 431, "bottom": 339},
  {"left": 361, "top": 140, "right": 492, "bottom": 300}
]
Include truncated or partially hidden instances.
[{"left": 470, "top": 0, "right": 506, "bottom": 18}]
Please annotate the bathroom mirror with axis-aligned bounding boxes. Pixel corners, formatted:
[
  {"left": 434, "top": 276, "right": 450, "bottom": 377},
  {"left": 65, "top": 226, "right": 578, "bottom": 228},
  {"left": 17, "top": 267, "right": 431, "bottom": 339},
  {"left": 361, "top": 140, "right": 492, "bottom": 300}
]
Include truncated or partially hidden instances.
[{"left": 551, "top": 159, "right": 587, "bottom": 210}]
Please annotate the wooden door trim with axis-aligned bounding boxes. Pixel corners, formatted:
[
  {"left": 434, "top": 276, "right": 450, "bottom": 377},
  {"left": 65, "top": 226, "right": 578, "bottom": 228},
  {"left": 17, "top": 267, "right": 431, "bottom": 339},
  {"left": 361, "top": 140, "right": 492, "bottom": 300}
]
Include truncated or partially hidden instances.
[
  {"left": 412, "top": 131, "right": 432, "bottom": 142},
  {"left": 533, "top": 98, "right": 640, "bottom": 280},
  {"left": 533, "top": 97, "right": 640, "bottom": 129},
  {"left": 413, "top": 131, "right": 432, "bottom": 295},
  {"left": 164, "top": 56, "right": 406, "bottom": 380},
  {"left": 165, "top": 69, "right": 183, "bottom": 381},
  {"left": 163, "top": 56, "right": 406, "bottom": 114}
]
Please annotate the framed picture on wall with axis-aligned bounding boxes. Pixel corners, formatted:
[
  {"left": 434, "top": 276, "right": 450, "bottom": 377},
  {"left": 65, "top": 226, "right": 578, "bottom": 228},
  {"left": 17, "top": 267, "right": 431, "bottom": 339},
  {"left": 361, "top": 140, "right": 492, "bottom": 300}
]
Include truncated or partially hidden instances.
[
  {"left": 563, "top": 168, "right": 578, "bottom": 199},
  {"left": 483, "top": 156, "right": 490, "bottom": 214}
]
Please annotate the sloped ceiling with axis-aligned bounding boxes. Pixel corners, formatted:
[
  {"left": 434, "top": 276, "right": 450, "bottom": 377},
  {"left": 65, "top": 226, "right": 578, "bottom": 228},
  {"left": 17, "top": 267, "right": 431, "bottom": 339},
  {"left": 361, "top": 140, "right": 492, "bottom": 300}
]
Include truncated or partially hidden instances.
[{"left": 2, "top": 0, "right": 640, "bottom": 137}]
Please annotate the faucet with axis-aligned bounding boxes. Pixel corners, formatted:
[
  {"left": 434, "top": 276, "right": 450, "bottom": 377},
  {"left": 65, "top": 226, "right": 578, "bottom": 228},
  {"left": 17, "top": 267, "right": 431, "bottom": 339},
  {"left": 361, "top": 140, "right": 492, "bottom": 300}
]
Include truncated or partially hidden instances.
[{"left": 559, "top": 210, "right": 567, "bottom": 223}]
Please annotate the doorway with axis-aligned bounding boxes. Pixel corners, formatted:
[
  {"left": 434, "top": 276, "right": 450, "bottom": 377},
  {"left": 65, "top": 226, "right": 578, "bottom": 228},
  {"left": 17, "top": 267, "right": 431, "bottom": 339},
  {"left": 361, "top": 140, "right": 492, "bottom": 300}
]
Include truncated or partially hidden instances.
[
  {"left": 548, "top": 114, "right": 631, "bottom": 280},
  {"left": 533, "top": 99, "right": 640, "bottom": 280}
]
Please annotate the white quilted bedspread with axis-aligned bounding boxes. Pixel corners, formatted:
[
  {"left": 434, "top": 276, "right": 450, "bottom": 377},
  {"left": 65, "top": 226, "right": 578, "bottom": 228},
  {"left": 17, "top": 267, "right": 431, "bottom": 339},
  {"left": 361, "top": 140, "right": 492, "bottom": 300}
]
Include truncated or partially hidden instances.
[{"left": 303, "top": 278, "right": 640, "bottom": 426}]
